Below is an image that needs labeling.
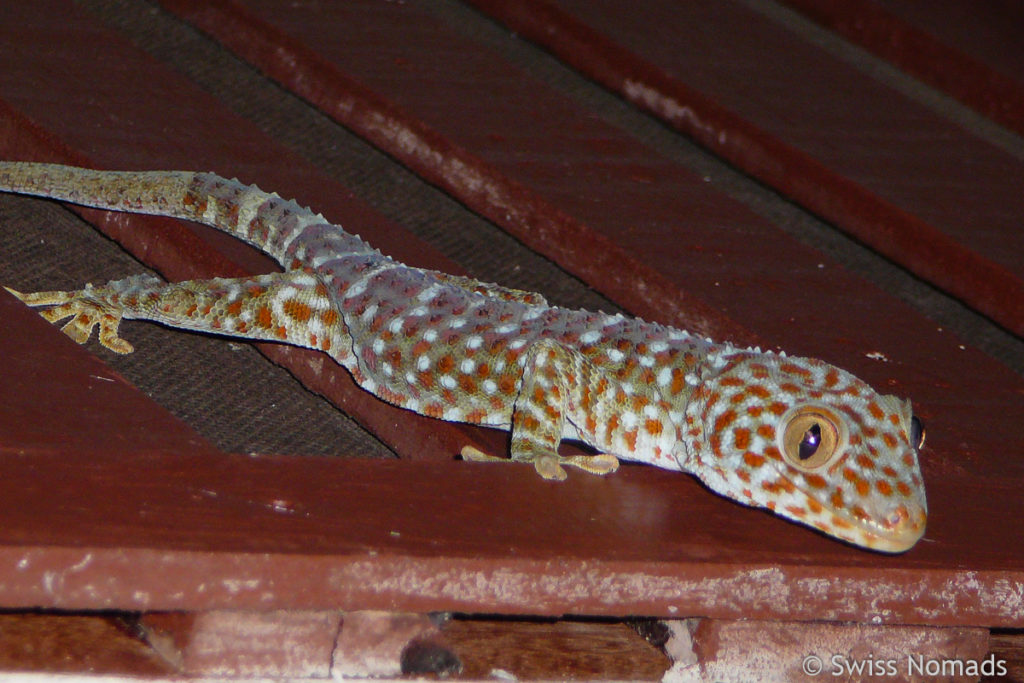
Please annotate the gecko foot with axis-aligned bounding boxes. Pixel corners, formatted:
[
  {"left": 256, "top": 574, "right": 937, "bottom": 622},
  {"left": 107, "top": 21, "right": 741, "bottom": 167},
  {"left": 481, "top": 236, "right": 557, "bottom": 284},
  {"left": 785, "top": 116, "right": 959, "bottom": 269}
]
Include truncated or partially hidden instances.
[
  {"left": 5, "top": 286, "right": 134, "bottom": 354},
  {"left": 460, "top": 445, "right": 619, "bottom": 481}
]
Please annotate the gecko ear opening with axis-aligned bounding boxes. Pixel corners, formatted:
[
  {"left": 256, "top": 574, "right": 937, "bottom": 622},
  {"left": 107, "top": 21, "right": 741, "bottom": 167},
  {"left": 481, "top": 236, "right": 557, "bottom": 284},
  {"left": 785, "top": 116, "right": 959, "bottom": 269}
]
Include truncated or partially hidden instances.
[{"left": 780, "top": 406, "right": 844, "bottom": 470}]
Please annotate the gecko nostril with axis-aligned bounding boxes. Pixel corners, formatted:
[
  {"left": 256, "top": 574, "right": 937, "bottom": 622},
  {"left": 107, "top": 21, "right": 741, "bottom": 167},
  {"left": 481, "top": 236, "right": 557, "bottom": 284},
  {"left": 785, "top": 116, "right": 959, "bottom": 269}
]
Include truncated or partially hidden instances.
[{"left": 885, "top": 505, "right": 909, "bottom": 530}]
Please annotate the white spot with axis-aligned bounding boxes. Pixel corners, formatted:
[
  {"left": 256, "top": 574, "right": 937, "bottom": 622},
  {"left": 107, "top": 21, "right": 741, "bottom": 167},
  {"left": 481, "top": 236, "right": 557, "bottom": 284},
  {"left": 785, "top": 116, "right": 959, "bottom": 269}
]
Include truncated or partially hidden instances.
[
  {"left": 483, "top": 379, "right": 497, "bottom": 394},
  {"left": 580, "top": 330, "right": 601, "bottom": 344},
  {"left": 608, "top": 349, "right": 625, "bottom": 362},
  {"left": 344, "top": 278, "right": 367, "bottom": 298},
  {"left": 649, "top": 340, "right": 668, "bottom": 353},
  {"left": 440, "top": 375, "right": 456, "bottom": 389},
  {"left": 657, "top": 366, "right": 672, "bottom": 386},
  {"left": 466, "top": 335, "right": 483, "bottom": 349},
  {"left": 639, "top": 354, "right": 655, "bottom": 367},
  {"left": 423, "top": 328, "right": 438, "bottom": 343},
  {"left": 372, "top": 338, "right": 385, "bottom": 354},
  {"left": 388, "top": 317, "right": 404, "bottom": 334},
  {"left": 416, "top": 355, "right": 430, "bottom": 371},
  {"left": 509, "top": 339, "right": 527, "bottom": 350},
  {"left": 460, "top": 358, "right": 476, "bottom": 374},
  {"left": 495, "top": 323, "right": 517, "bottom": 334},
  {"left": 360, "top": 303, "right": 378, "bottom": 322}
]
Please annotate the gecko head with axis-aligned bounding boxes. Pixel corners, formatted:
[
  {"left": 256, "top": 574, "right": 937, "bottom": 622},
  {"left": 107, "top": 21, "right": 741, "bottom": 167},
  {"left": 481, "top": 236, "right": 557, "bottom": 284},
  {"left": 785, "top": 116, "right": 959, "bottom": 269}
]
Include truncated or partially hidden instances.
[{"left": 683, "top": 351, "right": 927, "bottom": 553}]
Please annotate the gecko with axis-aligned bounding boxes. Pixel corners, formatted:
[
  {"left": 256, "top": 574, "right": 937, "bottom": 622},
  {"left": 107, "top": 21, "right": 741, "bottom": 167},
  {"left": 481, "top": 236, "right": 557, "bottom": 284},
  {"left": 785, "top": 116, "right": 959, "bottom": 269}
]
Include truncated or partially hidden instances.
[{"left": 0, "top": 162, "right": 927, "bottom": 552}]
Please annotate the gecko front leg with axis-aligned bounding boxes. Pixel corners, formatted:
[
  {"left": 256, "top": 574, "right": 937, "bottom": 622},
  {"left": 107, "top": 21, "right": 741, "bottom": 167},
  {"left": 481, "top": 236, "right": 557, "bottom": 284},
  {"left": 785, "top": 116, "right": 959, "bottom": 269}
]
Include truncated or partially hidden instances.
[{"left": 463, "top": 338, "right": 621, "bottom": 480}]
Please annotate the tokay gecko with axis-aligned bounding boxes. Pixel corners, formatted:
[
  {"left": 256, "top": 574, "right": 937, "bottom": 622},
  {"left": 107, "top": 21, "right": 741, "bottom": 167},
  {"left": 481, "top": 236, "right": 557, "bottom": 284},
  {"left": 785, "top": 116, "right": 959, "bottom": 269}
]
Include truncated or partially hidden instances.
[{"left": 1, "top": 162, "right": 927, "bottom": 552}]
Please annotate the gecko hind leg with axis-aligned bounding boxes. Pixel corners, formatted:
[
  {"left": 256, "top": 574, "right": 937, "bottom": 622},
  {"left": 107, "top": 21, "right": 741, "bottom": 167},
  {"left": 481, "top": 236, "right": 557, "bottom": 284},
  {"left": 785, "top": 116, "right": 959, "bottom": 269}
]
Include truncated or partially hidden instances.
[
  {"left": 462, "top": 338, "right": 619, "bottom": 481},
  {"left": 6, "top": 270, "right": 349, "bottom": 358}
]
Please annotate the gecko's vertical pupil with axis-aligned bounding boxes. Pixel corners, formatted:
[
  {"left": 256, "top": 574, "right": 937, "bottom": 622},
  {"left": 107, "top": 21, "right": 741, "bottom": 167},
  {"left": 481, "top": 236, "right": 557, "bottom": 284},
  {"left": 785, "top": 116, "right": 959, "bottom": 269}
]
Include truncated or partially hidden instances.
[{"left": 799, "top": 423, "right": 821, "bottom": 461}]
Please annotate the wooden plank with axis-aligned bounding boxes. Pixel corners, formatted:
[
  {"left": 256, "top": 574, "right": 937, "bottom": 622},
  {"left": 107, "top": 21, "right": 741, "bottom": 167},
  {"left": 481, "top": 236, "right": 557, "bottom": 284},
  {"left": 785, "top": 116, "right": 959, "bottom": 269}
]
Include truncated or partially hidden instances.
[
  {"left": 465, "top": 0, "right": 1024, "bottom": 337},
  {"left": 781, "top": 0, "right": 1024, "bottom": 136},
  {"left": 0, "top": 0, "right": 1021, "bottom": 629},
  {"left": 0, "top": 442, "right": 1023, "bottom": 624}
]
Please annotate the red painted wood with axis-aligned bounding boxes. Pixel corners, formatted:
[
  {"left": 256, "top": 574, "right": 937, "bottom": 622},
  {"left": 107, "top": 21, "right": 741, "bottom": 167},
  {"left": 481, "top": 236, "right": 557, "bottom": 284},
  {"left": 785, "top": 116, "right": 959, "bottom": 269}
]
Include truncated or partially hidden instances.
[
  {"left": 0, "top": 0, "right": 504, "bottom": 464},
  {"left": 0, "top": 0, "right": 1022, "bottom": 628},
  {"left": 782, "top": 0, "right": 1024, "bottom": 136},
  {"left": 0, "top": 448, "right": 1022, "bottom": 625},
  {"left": 466, "top": 0, "right": 1024, "bottom": 337}
]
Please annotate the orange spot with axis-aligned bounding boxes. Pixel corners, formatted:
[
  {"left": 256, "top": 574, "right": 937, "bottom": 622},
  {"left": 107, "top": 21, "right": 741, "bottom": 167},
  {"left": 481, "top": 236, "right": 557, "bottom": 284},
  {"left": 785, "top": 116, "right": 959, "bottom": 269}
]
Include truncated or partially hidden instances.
[
  {"left": 459, "top": 375, "right": 478, "bottom": 394},
  {"left": 830, "top": 516, "right": 852, "bottom": 529},
  {"left": 902, "top": 453, "right": 916, "bottom": 467},
  {"left": 855, "top": 479, "right": 870, "bottom": 497},
  {"left": 875, "top": 480, "right": 893, "bottom": 496},
  {"left": 882, "top": 432, "right": 898, "bottom": 448},
  {"left": 226, "top": 301, "right": 242, "bottom": 317},
  {"left": 746, "top": 405, "right": 763, "bottom": 418},
  {"left": 256, "top": 306, "right": 273, "bottom": 329},
  {"left": 896, "top": 481, "right": 912, "bottom": 497},
  {"left": 882, "top": 466, "right": 898, "bottom": 478},
  {"left": 283, "top": 299, "right": 311, "bottom": 322},
  {"left": 743, "top": 452, "right": 765, "bottom": 468},
  {"left": 732, "top": 428, "right": 750, "bottom": 450},
  {"left": 713, "top": 409, "right": 737, "bottom": 434},
  {"left": 757, "top": 424, "right": 775, "bottom": 440},
  {"left": 670, "top": 368, "right": 685, "bottom": 395},
  {"left": 736, "top": 470, "right": 751, "bottom": 483},
  {"left": 442, "top": 388, "right": 457, "bottom": 405},
  {"left": 779, "top": 382, "right": 801, "bottom": 394},
  {"left": 769, "top": 401, "right": 787, "bottom": 416},
  {"left": 437, "top": 354, "right": 455, "bottom": 374},
  {"left": 785, "top": 505, "right": 807, "bottom": 518},
  {"left": 747, "top": 385, "right": 771, "bottom": 399},
  {"left": 867, "top": 401, "right": 885, "bottom": 419},
  {"left": 623, "top": 429, "right": 638, "bottom": 452},
  {"left": 804, "top": 474, "right": 827, "bottom": 489},
  {"left": 585, "top": 415, "right": 597, "bottom": 434},
  {"left": 830, "top": 490, "right": 845, "bottom": 510},
  {"left": 464, "top": 409, "right": 487, "bottom": 423},
  {"left": 423, "top": 402, "right": 444, "bottom": 418},
  {"left": 855, "top": 454, "right": 875, "bottom": 470},
  {"left": 645, "top": 419, "right": 663, "bottom": 437},
  {"left": 780, "top": 363, "right": 811, "bottom": 377},
  {"left": 807, "top": 498, "right": 823, "bottom": 514},
  {"left": 417, "top": 371, "right": 434, "bottom": 389},
  {"left": 824, "top": 369, "right": 839, "bottom": 387},
  {"left": 607, "top": 414, "right": 620, "bottom": 434},
  {"left": 321, "top": 309, "right": 339, "bottom": 326},
  {"left": 719, "top": 376, "right": 745, "bottom": 387}
]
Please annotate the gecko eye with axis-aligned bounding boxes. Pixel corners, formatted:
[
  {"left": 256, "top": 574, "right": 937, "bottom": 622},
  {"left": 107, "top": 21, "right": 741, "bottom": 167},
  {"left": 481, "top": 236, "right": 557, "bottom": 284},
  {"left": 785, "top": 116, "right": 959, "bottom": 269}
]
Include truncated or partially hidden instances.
[
  {"left": 910, "top": 416, "right": 925, "bottom": 450},
  {"left": 781, "top": 408, "right": 841, "bottom": 470}
]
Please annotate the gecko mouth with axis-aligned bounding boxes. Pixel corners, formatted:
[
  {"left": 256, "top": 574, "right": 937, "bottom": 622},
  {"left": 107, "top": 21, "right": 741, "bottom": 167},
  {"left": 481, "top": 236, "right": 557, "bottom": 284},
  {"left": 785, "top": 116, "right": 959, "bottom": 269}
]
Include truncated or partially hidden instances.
[{"left": 821, "top": 499, "right": 927, "bottom": 553}]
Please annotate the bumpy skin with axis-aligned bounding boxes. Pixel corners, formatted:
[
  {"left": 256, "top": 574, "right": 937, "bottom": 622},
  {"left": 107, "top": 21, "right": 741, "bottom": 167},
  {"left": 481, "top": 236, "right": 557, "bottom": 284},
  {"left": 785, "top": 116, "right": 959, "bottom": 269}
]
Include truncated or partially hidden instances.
[{"left": 0, "top": 162, "right": 927, "bottom": 552}]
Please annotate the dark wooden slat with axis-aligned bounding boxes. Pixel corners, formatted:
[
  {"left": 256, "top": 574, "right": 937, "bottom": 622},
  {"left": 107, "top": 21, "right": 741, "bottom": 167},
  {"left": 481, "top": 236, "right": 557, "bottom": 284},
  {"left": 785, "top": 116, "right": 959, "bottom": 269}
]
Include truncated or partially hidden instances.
[
  {"left": 0, "top": 0, "right": 504, "bottom": 464},
  {"left": 782, "top": 0, "right": 1024, "bottom": 136},
  {"left": 465, "top": 0, "right": 1024, "bottom": 337}
]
